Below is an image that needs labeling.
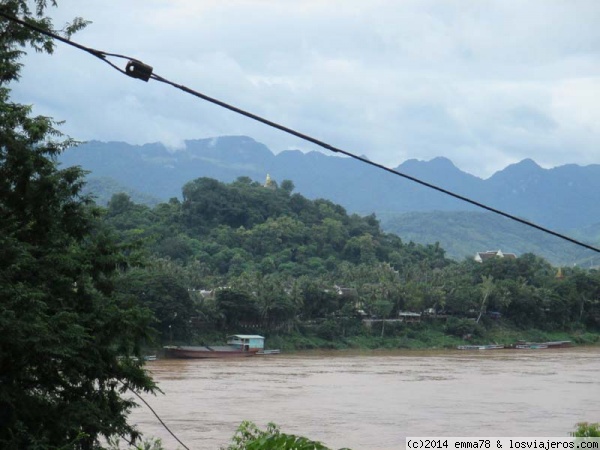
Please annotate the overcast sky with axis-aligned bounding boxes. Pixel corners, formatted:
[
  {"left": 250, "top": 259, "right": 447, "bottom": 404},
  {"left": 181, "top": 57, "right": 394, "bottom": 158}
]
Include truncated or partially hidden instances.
[{"left": 10, "top": 0, "right": 600, "bottom": 178}]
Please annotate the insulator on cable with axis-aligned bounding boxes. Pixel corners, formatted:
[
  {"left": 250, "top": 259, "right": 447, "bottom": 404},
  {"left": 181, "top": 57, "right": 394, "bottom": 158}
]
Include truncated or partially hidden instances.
[{"left": 125, "top": 60, "right": 153, "bottom": 81}]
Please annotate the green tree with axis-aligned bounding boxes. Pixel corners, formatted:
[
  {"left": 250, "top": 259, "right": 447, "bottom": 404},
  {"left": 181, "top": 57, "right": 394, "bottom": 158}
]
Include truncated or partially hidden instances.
[
  {"left": 117, "top": 269, "right": 195, "bottom": 341},
  {"left": 476, "top": 275, "right": 495, "bottom": 323},
  {"left": 296, "top": 277, "right": 339, "bottom": 319},
  {"left": 372, "top": 300, "right": 394, "bottom": 337},
  {"left": 571, "top": 422, "right": 600, "bottom": 437},
  {"left": 215, "top": 288, "right": 260, "bottom": 328},
  {"left": 0, "top": 3, "right": 156, "bottom": 448},
  {"left": 343, "top": 234, "right": 377, "bottom": 264},
  {"left": 280, "top": 179, "right": 295, "bottom": 194},
  {"left": 250, "top": 274, "right": 296, "bottom": 330}
]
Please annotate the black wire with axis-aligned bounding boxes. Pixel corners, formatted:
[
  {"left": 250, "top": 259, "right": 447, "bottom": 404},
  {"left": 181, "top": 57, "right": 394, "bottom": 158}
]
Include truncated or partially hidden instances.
[
  {"left": 122, "top": 383, "right": 191, "bottom": 450},
  {"left": 116, "top": 432, "right": 137, "bottom": 449},
  {"left": 2, "top": 10, "right": 599, "bottom": 255},
  {"left": 0, "top": 10, "right": 100, "bottom": 56},
  {"left": 0, "top": 10, "right": 129, "bottom": 75}
]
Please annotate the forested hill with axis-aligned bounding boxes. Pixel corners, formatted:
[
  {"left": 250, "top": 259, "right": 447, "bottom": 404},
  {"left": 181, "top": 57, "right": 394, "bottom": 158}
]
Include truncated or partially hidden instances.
[
  {"left": 104, "top": 175, "right": 449, "bottom": 341},
  {"left": 106, "top": 176, "right": 449, "bottom": 279},
  {"left": 103, "top": 176, "right": 600, "bottom": 344}
]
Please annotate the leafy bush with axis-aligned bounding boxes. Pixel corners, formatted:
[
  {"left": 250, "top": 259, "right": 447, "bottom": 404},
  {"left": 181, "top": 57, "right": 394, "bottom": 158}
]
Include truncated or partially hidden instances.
[
  {"left": 571, "top": 422, "right": 600, "bottom": 437},
  {"left": 315, "top": 319, "right": 343, "bottom": 340},
  {"left": 108, "top": 436, "right": 166, "bottom": 450},
  {"left": 223, "top": 421, "right": 338, "bottom": 450},
  {"left": 445, "top": 317, "right": 483, "bottom": 338}
]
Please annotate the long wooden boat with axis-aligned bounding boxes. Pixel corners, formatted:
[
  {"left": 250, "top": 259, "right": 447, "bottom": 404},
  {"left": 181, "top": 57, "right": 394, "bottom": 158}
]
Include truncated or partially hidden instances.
[
  {"left": 509, "top": 340, "right": 572, "bottom": 350},
  {"left": 544, "top": 340, "right": 572, "bottom": 348},
  {"left": 514, "top": 344, "right": 548, "bottom": 350},
  {"left": 163, "top": 345, "right": 258, "bottom": 359},
  {"left": 457, "top": 340, "right": 573, "bottom": 351},
  {"left": 164, "top": 334, "right": 271, "bottom": 359},
  {"left": 457, "top": 344, "right": 505, "bottom": 350}
]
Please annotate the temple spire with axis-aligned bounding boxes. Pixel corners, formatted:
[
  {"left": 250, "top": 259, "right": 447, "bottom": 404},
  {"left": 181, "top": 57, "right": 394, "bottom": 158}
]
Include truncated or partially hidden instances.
[{"left": 264, "top": 173, "right": 275, "bottom": 189}]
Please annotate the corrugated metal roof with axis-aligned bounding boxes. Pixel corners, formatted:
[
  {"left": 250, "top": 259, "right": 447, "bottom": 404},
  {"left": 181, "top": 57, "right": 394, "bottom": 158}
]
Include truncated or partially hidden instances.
[{"left": 227, "top": 335, "right": 265, "bottom": 339}]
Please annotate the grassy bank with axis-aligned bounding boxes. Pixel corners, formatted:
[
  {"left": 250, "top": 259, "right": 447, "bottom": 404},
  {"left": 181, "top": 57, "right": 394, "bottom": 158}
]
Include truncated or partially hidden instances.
[
  {"left": 263, "top": 329, "right": 600, "bottom": 352},
  {"left": 180, "top": 320, "right": 600, "bottom": 352}
]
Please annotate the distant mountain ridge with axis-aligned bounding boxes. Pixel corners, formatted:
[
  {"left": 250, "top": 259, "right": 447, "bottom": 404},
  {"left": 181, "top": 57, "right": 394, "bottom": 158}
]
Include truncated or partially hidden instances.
[
  {"left": 379, "top": 210, "right": 600, "bottom": 267},
  {"left": 59, "top": 135, "right": 600, "bottom": 233}
]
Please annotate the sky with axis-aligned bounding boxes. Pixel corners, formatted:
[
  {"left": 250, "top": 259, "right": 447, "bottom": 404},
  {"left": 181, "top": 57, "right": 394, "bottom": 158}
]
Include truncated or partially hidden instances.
[{"left": 10, "top": 0, "right": 600, "bottom": 178}]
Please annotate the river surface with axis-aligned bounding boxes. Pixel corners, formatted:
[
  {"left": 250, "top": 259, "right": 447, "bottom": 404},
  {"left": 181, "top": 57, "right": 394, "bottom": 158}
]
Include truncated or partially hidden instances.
[{"left": 130, "top": 347, "right": 600, "bottom": 449}]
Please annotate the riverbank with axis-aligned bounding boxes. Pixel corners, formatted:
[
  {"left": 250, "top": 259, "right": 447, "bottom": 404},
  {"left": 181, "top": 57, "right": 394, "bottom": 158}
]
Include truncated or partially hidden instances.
[
  {"left": 173, "top": 321, "right": 600, "bottom": 353},
  {"left": 263, "top": 327, "right": 600, "bottom": 352}
]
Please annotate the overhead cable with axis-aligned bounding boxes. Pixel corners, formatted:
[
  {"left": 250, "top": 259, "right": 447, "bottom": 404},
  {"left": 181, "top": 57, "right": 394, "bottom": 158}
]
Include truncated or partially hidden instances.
[
  {"left": 2, "top": 10, "right": 599, "bottom": 254},
  {"left": 122, "top": 382, "right": 191, "bottom": 450}
]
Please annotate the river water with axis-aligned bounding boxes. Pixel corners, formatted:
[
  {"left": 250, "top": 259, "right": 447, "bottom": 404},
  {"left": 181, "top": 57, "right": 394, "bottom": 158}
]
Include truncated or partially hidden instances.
[{"left": 130, "top": 347, "right": 600, "bottom": 449}]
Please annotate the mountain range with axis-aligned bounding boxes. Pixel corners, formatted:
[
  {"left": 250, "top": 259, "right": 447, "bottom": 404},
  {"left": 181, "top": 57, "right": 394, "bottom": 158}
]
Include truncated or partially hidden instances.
[{"left": 58, "top": 136, "right": 600, "bottom": 265}]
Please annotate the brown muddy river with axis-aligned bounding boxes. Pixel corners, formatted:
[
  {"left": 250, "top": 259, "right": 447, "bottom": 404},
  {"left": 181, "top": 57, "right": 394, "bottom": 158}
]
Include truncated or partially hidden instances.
[{"left": 130, "top": 347, "right": 600, "bottom": 449}]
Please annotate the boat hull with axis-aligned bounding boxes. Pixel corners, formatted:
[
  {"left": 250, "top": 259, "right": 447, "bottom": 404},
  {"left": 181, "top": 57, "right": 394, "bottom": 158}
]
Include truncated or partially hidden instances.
[
  {"left": 457, "top": 340, "right": 573, "bottom": 351},
  {"left": 164, "top": 346, "right": 258, "bottom": 359},
  {"left": 508, "top": 340, "right": 572, "bottom": 350},
  {"left": 457, "top": 344, "right": 505, "bottom": 350},
  {"left": 256, "top": 349, "right": 281, "bottom": 355},
  {"left": 515, "top": 344, "right": 548, "bottom": 349}
]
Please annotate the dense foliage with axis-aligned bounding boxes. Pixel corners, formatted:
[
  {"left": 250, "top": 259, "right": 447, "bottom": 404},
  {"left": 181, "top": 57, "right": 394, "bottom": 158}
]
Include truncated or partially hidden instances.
[
  {"left": 571, "top": 423, "right": 600, "bottom": 438},
  {"left": 0, "top": 2, "right": 156, "bottom": 448},
  {"left": 223, "top": 421, "right": 339, "bottom": 450},
  {"left": 100, "top": 177, "right": 600, "bottom": 345}
]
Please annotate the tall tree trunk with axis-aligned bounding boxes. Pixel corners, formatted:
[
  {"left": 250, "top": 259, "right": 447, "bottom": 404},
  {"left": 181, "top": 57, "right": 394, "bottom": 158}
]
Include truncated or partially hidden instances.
[{"left": 476, "top": 293, "right": 489, "bottom": 324}]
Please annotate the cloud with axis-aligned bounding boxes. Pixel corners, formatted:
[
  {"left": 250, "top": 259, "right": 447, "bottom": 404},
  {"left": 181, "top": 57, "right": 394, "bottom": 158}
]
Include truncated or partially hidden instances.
[{"left": 10, "top": 0, "right": 600, "bottom": 178}]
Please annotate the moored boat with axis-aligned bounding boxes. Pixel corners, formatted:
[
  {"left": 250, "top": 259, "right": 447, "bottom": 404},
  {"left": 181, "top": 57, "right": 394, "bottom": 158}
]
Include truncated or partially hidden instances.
[
  {"left": 507, "top": 340, "right": 572, "bottom": 350},
  {"left": 544, "top": 340, "right": 572, "bottom": 348},
  {"left": 164, "top": 334, "right": 274, "bottom": 359},
  {"left": 117, "top": 354, "right": 157, "bottom": 362},
  {"left": 514, "top": 343, "right": 548, "bottom": 350},
  {"left": 457, "top": 344, "right": 505, "bottom": 350}
]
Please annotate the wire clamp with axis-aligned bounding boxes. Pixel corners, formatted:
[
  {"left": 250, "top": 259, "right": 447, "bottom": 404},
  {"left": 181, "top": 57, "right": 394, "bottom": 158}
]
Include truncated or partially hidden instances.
[{"left": 125, "top": 60, "right": 153, "bottom": 81}]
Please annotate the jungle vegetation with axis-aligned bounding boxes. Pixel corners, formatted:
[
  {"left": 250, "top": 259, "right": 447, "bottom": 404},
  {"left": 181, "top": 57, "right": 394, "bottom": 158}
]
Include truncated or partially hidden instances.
[
  {"left": 100, "top": 177, "right": 600, "bottom": 347},
  {"left": 0, "top": 2, "right": 156, "bottom": 449}
]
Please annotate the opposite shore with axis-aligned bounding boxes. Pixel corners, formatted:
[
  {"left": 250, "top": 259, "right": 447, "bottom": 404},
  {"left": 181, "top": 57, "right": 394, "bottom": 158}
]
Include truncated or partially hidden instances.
[{"left": 156, "top": 322, "right": 600, "bottom": 355}]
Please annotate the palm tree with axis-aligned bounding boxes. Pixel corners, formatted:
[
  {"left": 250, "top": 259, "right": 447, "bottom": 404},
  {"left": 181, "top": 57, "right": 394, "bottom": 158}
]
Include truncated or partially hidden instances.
[{"left": 476, "top": 275, "right": 494, "bottom": 323}]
